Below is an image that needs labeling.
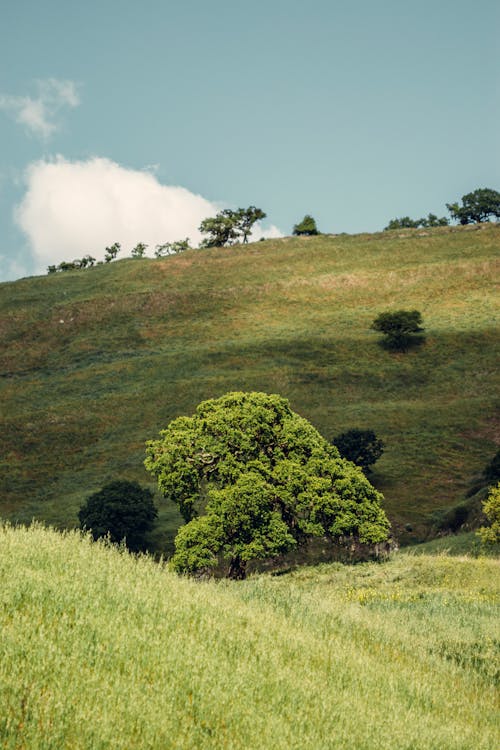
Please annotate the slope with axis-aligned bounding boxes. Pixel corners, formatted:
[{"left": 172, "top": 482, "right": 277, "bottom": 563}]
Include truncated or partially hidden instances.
[
  {"left": 0, "top": 524, "right": 498, "bottom": 749},
  {"left": 0, "top": 224, "right": 499, "bottom": 549}
]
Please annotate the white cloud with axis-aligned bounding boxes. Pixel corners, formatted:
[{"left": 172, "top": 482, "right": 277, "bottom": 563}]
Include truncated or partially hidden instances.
[
  {"left": 14, "top": 156, "right": 283, "bottom": 273},
  {"left": 0, "top": 79, "right": 80, "bottom": 139},
  {"left": 251, "top": 223, "right": 283, "bottom": 241},
  {"left": 14, "top": 156, "right": 220, "bottom": 270}
]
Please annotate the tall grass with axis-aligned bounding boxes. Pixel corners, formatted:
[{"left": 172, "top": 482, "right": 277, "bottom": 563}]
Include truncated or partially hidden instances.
[{"left": 0, "top": 523, "right": 498, "bottom": 749}]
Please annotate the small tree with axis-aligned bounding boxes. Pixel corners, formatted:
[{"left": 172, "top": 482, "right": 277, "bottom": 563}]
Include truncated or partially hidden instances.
[
  {"left": 57, "top": 260, "right": 78, "bottom": 272},
  {"left": 422, "top": 213, "right": 449, "bottom": 228},
  {"left": 104, "top": 242, "right": 121, "bottom": 263},
  {"left": 155, "top": 243, "right": 173, "bottom": 258},
  {"left": 131, "top": 242, "right": 148, "bottom": 258},
  {"left": 371, "top": 310, "right": 424, "bottom": 351},
  {"left": 446, "top": 188, "right": 500, "bottom": 224},
  {"left": 80, "top": 254, "right": 96, "bottom": 268},
  {"left": 293, "top": 215, "right": 319, "bottom": 236},
  {"left": 154, "top": 239, "right": 191, "bottom": 257},
  {"left": 78, "top": 480, "right": 158, "bottom": 552},
  {"left": 234, "top": 206, "right": 267, "bottom": 243},
  {"left": 199, "top": 206, "right": 266, "bottom": 248},
  {"left": 384, "top": 214, "right": 448, "bottom": 230},
  {"left": 477, "top": 482, "right": 500, "bottom": 545},
  {"left": 384, "top": 216, "right": 420, "bottom": 230},
  {"left": 199, "top": 213, "right": 240, "bottom": 248},
  {"left": 333, "top": 429, "right": 384, "bottom": 473},
  {"left": 145, "top": 391, "right": 390, "bottom": 579}
]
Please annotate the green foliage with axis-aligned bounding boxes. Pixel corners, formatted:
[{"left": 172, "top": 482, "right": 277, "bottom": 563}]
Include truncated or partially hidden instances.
[
  {"left": 47, "top": 255, "right": 97, "bottom": 273},
  {"left": 371, "top": 309, "right": 424, "bottom": 351},
  {"left": 477, "top": 482, "right": 500, "bottom": 544},
  {"left": 385, "top": 216, "right": 421, "bottom": 230},
  {"left": 333, "top": 429, "right": 384, "bottom": 473},
  {"left": 447, "top": 188, "right": 500, "bottom": 224},
  {"left": 154, "top": 238, "right": 191, "bottom": 257},
  {"left": 78, "top": 480, "right": 157, "bottom": 552},
  {"left": 292, "top": 214, "right": 319, "bottom": 235},
  {"left": 104, "top": 242, "right": 121, "bottom": 263},
  {"left": 145, "top": 391, "right": 390, "bottom": 578},
  {"left": 235, "top": 206, "right": 267, "bottom": 243},
  {"left": 200, "top": 213, "right": 240, "bottom": 248},
  {"left": 384, "top": 214, "right": 448, "bottom": 230},
  {"left": 423, "top": 213, "right": 449, "bottom": 228},
  {"left": 199, "top": 206, "right": 266, "bottom": 247},
  {"left": 131, "top": 242, "right": 148, "bottom": 258}
]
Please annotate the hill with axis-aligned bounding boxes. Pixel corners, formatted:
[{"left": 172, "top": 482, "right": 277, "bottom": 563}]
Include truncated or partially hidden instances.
[
  {"left": 0, "top": 224, "right": 499, "bottom": 551},
  {"left": 0, "top": 523, "right": 498, "bottom": 749}
]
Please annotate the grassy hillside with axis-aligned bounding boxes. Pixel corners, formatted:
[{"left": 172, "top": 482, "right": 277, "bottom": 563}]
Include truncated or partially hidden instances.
[
  {"left": 0, "top": 523, "right": 498, "bottom": 749},
  {"left": 0, "top": 224, "right": 499, "bottom": 550}
]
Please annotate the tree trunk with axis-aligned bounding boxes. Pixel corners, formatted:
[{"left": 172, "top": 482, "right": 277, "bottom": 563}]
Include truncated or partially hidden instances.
[{"left": 228, "top": 556, "right": 247, "bottom": 580}]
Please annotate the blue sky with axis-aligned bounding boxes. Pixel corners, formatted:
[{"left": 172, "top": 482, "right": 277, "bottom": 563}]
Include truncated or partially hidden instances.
[{"left": 1, "top": 0, "right": 498, "bottom": 280}]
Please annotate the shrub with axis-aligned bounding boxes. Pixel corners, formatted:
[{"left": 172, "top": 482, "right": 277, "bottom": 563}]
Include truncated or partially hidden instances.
[
  {"left": 78, "top": 481, "right": 157, "bottom": 552},
  {"left": 371, "top": 309, "right": 425, "bottom": 351},
  {"left": 292, "top": 215, "right": 319, "bottom": 236},
  {"left": 477, "top": 482, "right": 500, "bottom": 544},
  {"left": 333, "top": 429, "right": 384, "bottom": 473}
]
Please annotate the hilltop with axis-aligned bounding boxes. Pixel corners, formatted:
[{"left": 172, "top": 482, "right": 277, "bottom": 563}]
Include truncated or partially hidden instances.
[{"left": 0, "top": 223, "right": 499, "bottom": 552}]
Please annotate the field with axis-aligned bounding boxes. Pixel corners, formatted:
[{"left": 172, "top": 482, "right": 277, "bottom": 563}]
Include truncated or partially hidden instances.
[
  {"left": 0, "top": 223, "right": 499, "bottom": 552},
  {"left": 0, "top": 523, "right": 498, "bottom": 749}
]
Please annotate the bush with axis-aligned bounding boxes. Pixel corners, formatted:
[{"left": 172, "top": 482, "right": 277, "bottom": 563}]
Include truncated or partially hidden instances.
[
  {"left": 78, "top": 480, "right": 157, "bottom": 552},
  {"left": 371, "top": 310, "right": 425, "bottom": 351},
  {"left": 131, "top": 243, "right": 148, "bottom": 258},
  {"left": 477, "top": 482, "right": 500, "bottom": 544},
  {"left": 292, "top": 215, "right": 319, "bottom": 236},
  {"left": 333, "top": 429, "right": 384, "bottom": 473},
  {"left": 384, "top": 214, "right": 448, "bottom": 230}
]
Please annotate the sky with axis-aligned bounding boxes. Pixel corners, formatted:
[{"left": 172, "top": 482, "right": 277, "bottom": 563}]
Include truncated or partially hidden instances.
[{"left": 0, "top": 0, "right": 499, "bottom": 281}]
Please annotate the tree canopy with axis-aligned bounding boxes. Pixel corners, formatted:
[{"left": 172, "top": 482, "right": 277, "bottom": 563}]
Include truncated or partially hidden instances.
[
  {"left": 199, "top": 206, "right": 266, "bottom": 247},
  {"left": 446, "top": 188, "right": 500, "bottom": 224},
  {"left": 384, "top": 214, "right": 448, "bottom": 231},
  {"left": 104, "top": 242, "right": 121, "bottom": 263},
  {"left": 131, "top": 242, "right": 148, "bottom": 258},
  {"left": 154, "top": 239, "right": 191, "bottom": 257},
  {"left": 145, "top": 392, "right": 390, "bottom": 578},
  {"left": 333, "top": 429, "right": 384, "bottom": 473},
  {"left": 78, "top": 480, "right": 158, "bottom": 552},
  {"left": 292, "top": 215, "right": 319, "bottom": 236},
  {"left": 371, "top": 310, "right": 424, "bottom": 351},
  {"left": 477, "top": 482, "right": 500, "bottom": 545}
]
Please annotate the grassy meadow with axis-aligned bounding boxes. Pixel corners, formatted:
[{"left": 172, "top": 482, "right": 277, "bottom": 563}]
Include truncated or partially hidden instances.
[
  {"left": 0, "top": 223, "right": 499, "bottom": 551},
  {"left": 0, "top": 523, "right": 498, "bottom": 749}
]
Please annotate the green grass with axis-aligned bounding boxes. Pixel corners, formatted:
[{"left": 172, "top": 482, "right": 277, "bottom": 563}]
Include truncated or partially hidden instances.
[
  {"left": 0, "top": 224, "right": 499, "bottom": 552},
  {"left": 408, "top": 530, "right": 500, "bottom": 557},
  {"left": 0, "top": 523, "right": 498, "bottom": 749}
]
